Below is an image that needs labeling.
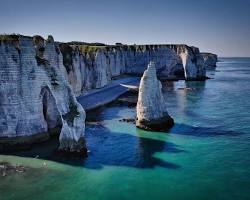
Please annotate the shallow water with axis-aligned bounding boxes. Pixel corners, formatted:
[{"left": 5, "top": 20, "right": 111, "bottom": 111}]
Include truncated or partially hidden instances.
[{"left": 1, "top": 58, "right": 250, "bottom": 200}]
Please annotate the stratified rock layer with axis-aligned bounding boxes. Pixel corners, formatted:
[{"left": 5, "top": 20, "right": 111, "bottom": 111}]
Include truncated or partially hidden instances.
[
  {"left": 0, "top": 35, "right": 86, "bottom": 155},
  {"left": 136, "top": 62, "right": 174, "bottom": 131},
  {"left": 0, "top": 34, "right": 216, "bottom": 151},
  {"left": 58, "top": 43, "right": 208, "bottom": 95}
]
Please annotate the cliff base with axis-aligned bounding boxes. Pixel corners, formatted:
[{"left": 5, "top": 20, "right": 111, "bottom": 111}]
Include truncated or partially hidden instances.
[{"left": 136, "top": 115, "right": 174, "bottom": 132}]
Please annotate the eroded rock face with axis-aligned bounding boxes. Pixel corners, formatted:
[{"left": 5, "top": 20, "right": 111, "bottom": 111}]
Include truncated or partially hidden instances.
[
  {"left": 58, "top": 44, "right": 112, "bottom": 95},
  {"left": 175, "top": 45, "right": 206, "bottom": 80},
  {"left": 136, "top": 62, "right": 174, "bottom": 131},
  {"left": 0, "top": 34, "right": 215, "bottom": 152},
  {"left": 58, "top": 44, "right": 208, "bottom": 95},
  {"left": 200, "top": 53, "right": 218, "bottom": 68},
  {"left": 0, "top": 35, "right": 86, "bottom": 155}
]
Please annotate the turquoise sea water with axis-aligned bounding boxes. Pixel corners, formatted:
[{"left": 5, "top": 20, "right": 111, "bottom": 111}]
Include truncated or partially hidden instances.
[{"left": 1, "top": 58, "right": 250, "bottom": 200}]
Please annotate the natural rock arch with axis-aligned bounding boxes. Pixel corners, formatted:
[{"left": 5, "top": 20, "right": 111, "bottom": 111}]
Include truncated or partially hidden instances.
[
  {"left": 169, "top": 64, "right": 185, "bottom": 79},
  {"left": 40, "top": 86, "right": 62, "bottom": 135}
]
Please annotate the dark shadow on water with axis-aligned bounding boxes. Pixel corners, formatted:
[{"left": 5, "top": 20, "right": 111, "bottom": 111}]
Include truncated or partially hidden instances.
[
  {"left": 3, "top": 122, "right": 243, "bottom": 170},
  {"left": 83, "top": 126, "right": 184, "bottom": 169},
  {"left": 170, "top": 123, "right": 243, "bottom": 137},
  {"left": 4, "top": 125, "right": 183, "bottom": 170},
  {"left": 86, "top": 102, "right": 130, "bottom": 122}
]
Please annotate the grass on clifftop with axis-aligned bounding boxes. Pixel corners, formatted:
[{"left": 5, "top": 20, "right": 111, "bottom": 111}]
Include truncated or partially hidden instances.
[
  {"left": 0, "top": 34, "right": 20, "bottom": 42},
  {"left": 0, "top": 34, "right": 34, "bottom": 41},
  {"left": 74, "top": 45, "right": 107, "bottom": 54}
]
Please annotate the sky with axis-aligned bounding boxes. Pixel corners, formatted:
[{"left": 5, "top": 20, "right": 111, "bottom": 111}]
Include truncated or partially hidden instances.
[{"left": 0, "top": 0, "right": 249, "bottom": 57}]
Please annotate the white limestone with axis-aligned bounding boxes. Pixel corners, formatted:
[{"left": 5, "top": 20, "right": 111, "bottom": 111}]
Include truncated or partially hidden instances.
[
  {"left": 59, "top": 44, "right": 208, "bottom": 95},
  {"left": 180, "top": 50, "right": 198, "bottom": 79},
  {"left": 0, "top": 34, "right": 215, "bottom": 151},
  {"left": 0, "top": 35, "right": 86, "bottom": 154},
  {"left": 136, "top": 62, "right": 174, "bottom": 131}
]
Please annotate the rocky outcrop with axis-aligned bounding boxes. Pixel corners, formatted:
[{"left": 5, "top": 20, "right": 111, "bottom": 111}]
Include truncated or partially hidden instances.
[
  {"left": 58, "top": 44, "right": 112, "bottom": 96},
  {"left": 136, "top": 62, "right": 174, "bottom": 131},
  {"left": 0, "top": 35, "right": 86, "bottom": 155},
  {"left": 172, "top": 45, "right": 206, "bottom": 80},
  {"left": 0, "top": 33, "right": 215, "bottom": 152},
  {"left": 58, "top": 44, "right": 208, "bottom": 95},
  {"left": 200, "top": 53, "right": 218, "bottom": 68}
]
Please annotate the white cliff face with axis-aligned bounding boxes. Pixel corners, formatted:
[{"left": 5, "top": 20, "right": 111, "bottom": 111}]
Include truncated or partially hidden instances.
[
  {"left": 136, "top": 62, "right": 174, "bottom": 131},
  {"left": 173, "top": 45, "right": 206, "bottom": 80},
  {"left": 124, "top": 46, "right": 180, "bottom": 77},
  {"left": 58, "top": 44, "right": 208, "bottom": 96},
  {"left": 180, "top": 50, "right": 198, "bottom": 79},
  {"left": 108, "top": 48, "right": 126, "bottom": 77},
  {"left": 94, "top": 50, "right": 110, "bottom": 88},
  {"left": 58, "top": 46, "right": 113, "bottom": 95},
  {"left": 0, "top": 35, "right": 86, "bottom": 154},
  {"left": 191, "top": 47, "right": 206, "bottom": 79},
  {"left": 70, "top": 48, "right": 84, "bottom": 96}
]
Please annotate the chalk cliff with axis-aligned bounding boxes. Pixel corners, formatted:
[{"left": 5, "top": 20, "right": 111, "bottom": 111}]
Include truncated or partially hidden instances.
[
  {"left": 136, "top": 62, "right": 174, "bottom": 131},
  {"left": 58, "top": 43, "right": 208, "bottom": 95},
  {"left": 0, "top": 35, "right": 86, "bottom": 154},
  {"left": 200, "top": 53, "right": 218, "bottom": 68},
  {"left": 0, "top": 34, "right": 216, "bottom": 151}
]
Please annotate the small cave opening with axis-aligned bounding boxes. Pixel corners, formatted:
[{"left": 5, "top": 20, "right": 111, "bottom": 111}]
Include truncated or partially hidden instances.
[
  {"left": 169, "top": 63, "right": 185, "bottom": 79},
  {"left": 173, "top": 68, "right": 185, "bottom": 78},
  {"left": 41, "top": 86, "right": 62, "bottom": 136}
]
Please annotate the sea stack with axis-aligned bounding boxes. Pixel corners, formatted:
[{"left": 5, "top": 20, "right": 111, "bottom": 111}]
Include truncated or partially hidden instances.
[{"left": 136, "top": 61, "right": 174, "bottom": 131}]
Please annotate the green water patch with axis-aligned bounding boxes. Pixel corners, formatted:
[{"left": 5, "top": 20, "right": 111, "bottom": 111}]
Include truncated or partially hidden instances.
[{"left": 1, "top": 58, "right": 250, "bottom": 200}]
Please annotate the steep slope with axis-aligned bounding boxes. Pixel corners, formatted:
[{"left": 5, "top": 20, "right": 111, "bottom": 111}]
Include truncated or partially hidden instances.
[
  {"left": 136, "top": 61, "right": 174, "bottom": 131},
  {"left": 59, "top": 43, "right": 208, "bottom": 95},
  {"left": 0, "top": 35, "right": 86, "bottom": 154}
]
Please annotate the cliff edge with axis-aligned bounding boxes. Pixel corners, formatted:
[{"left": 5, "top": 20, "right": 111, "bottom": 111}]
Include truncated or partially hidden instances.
[{"left": 0, "top": 35, "right": 86, "bottom": 155}]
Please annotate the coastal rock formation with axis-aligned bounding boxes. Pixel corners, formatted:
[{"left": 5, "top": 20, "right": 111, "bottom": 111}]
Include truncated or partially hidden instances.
[
  {"left": 200, "top": 53, "right": 218, "bottom": 68},
  {"left": 136, "top": 62, "right": 174, "bottom": 131},
  {"left": 58, "top": 44, "right": 112, "bottom": 96},
  {"left": 0, "top": 35, "right": 86, "bottom": 154},
  {"left": 166, "top": 45, "right": 206, "bottom": 80},
  {"left": 58, "top": 43, "right": 209, "bottom": 95},
  {"left": 0, "top": 34, "right": 216, "bottom": 152}
]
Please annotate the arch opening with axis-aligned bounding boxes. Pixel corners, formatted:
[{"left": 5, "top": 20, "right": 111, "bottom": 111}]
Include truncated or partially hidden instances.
[{"left": 40, "top": 86, "right": 62, "bottom": 136}]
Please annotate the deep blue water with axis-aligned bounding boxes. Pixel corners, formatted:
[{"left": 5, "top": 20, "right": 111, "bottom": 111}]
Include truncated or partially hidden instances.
[{"left": 0, "top": 58, "right": 250, "bottom": 200}]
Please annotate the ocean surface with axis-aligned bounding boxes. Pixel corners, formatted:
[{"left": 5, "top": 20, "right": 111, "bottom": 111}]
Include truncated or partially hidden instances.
[{"left": 1, "top": 58, "right": 250, "bottom": 200}]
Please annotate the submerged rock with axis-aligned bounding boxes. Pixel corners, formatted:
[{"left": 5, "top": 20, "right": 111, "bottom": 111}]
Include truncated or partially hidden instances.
[
  {"left": 0, "top": 35, "right": 87, "bottom": 155},
  {"left": 0, "top": 162, "right": 26, "bottom": 177},
  {"left": 136, "top": 62, "right": 174, "bottom": 131},
  {"left": 119, "top": 118, "right": 136, "bottom": 124}
]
